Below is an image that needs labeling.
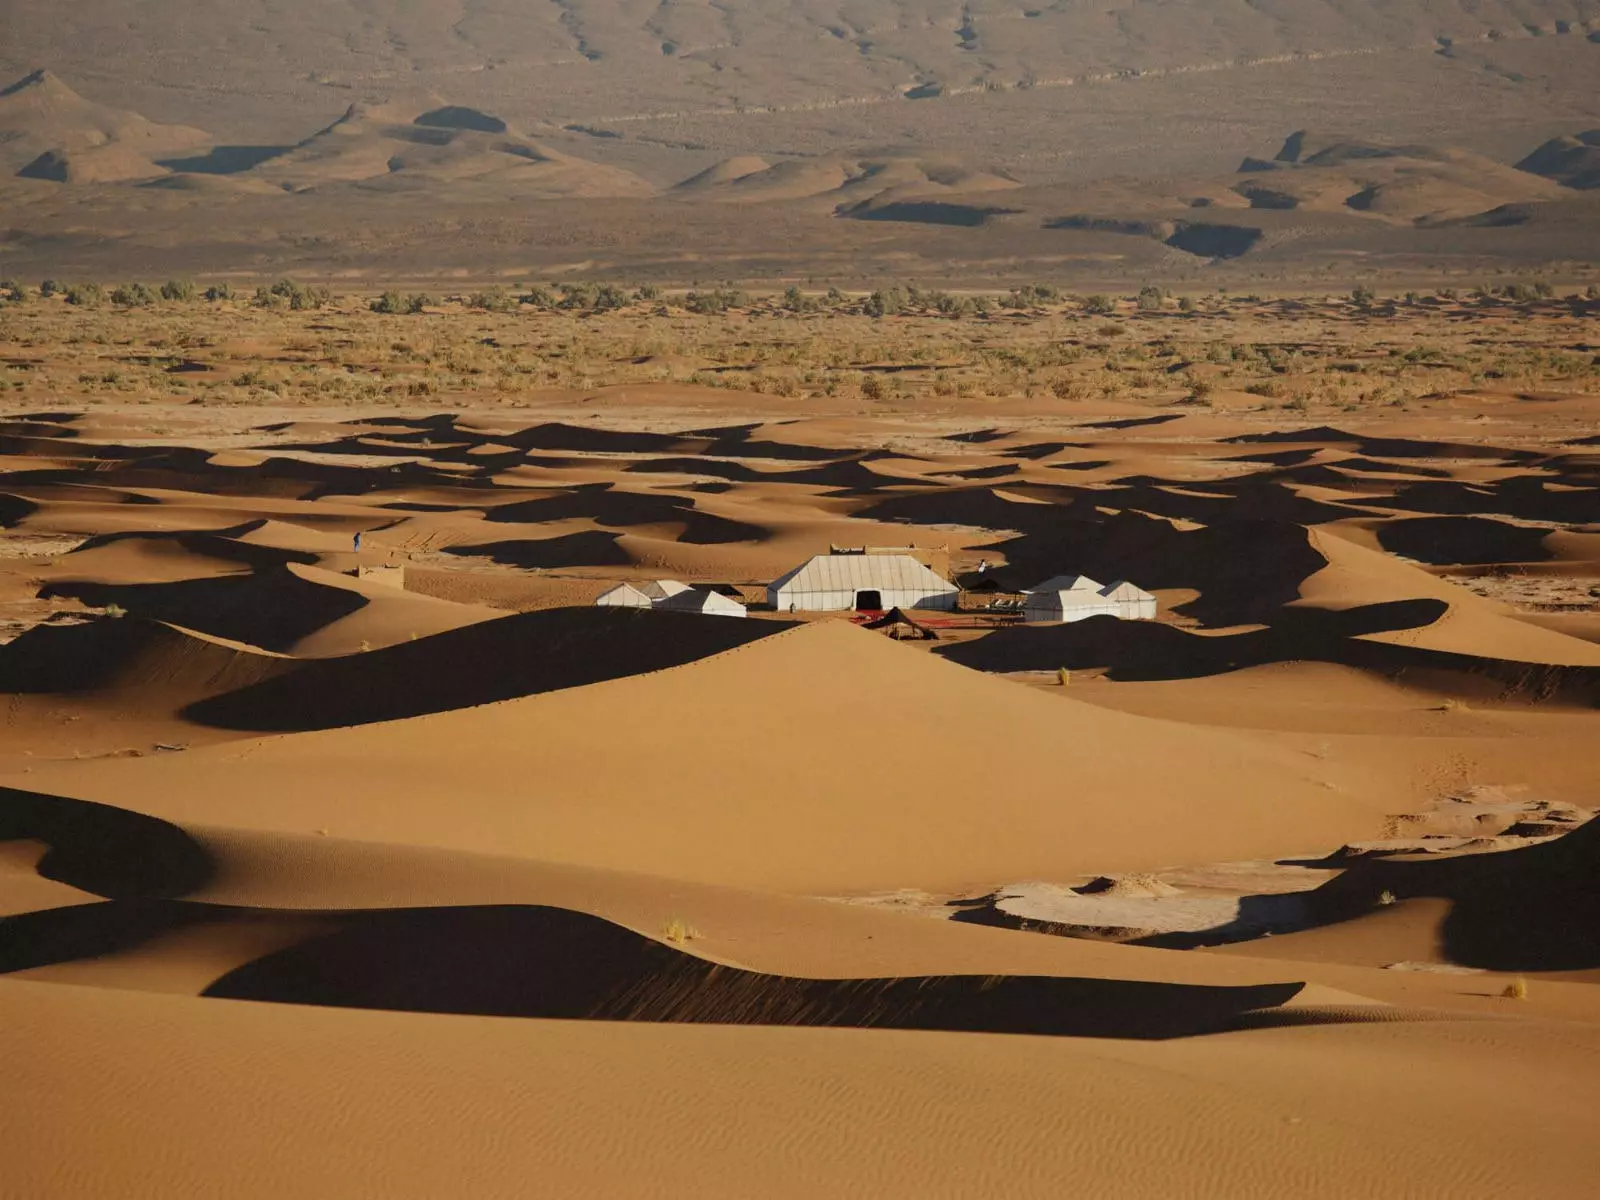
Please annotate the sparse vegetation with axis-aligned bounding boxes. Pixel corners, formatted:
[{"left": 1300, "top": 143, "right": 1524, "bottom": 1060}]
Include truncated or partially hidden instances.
[
  {"left": 661, "top": 917, "right": 700, "bottom": 945},
  {"left": 2, "top": 283, "right": 1593, "bottom": 412}
]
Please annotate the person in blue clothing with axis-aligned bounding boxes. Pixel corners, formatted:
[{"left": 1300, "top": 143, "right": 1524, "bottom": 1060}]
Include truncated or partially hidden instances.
[{"left": 353, "top": 531, "right": 363, "bottom": 551}]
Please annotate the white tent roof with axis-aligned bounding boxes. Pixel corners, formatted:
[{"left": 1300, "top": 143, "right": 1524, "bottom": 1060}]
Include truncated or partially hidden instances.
[
  {"left": 639, "top": 579, "right": 694, "bottom": 600},
  {"left": 656, "top": 588, "right": 748, "bottom": 617},
  {"left": 769, "top": 554, "right": 955, "bottom": 596},
  {"left": 1099, "top": 580, "right": 1155, "bottom": 602},
  {"left": 595, "top": 582, "right": 651, "bottom": 607},
  {"left": 1025, "top": 574, "right": 1103, "bottom": 595}
]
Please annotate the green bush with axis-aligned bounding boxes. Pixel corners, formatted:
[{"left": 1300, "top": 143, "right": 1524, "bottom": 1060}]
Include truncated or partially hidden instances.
[
  {"left": 65, "top": 283, "right": 103, "bottom": 307},
  {"left": 39, "top": 279, "right": 62, "bottom": 298},
  {"left": 204, "top": 283, "right": 234, "bottom": 302},
  {"left": 1136, "top": 285, "right": 1165, "bottom": 311},
  {"left": 160, "top": 279, "right": 196, "bottom": 302}
]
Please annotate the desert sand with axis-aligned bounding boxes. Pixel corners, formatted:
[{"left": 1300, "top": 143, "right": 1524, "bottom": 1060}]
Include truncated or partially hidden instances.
[{"left": 2, "top": 285, "right": 1598, "bottom": 1196}]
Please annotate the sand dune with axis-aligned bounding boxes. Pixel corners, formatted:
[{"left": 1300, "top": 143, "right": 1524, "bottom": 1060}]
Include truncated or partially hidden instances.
[
  {"left": 247, "top": 97, "right": 653, "bottom": 197},
  {"left": 0, "top": 69, "right": 209, "bottom": 181},
  {"left": 20, "top": 620, "right": 1424, "bottom": 891},
  {"left": 3, "top": 389, "right": 1598, "bottom": 1197}
]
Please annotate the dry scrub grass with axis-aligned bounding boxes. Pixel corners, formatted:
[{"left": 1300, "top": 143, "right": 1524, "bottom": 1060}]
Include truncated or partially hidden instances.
[{"left": 0, "top": 285, "right": 1595, "bottom": 414}]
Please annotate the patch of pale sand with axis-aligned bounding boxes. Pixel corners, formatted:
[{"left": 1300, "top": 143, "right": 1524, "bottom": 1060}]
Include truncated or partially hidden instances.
[
  {"left": 16, "top": 621, "right": 1417, "bottom": 893},
  {"left": 6, "top": 976, "right": 1600, "bottom": 1199}
]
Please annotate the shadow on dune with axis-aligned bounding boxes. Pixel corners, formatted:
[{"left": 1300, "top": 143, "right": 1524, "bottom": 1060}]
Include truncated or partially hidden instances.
[
  {"left": 0, "top": 493, "right": 38, "bottom": 527},
  {"left": 936, "top": 601, "right": 1447, "bottom": 680},
  {"left": 0, "top": 899, "right": 1323, "bottom": 1039},
  {"left": 65, "top": 523, "right": 323, "bottom": 572},
  {"left": 39, "top": 566, "right": 368, "bottom": 653},
  {"left": 1376, "top": 516, "right": 1554, "bottom": 565},
  {"left": 196, "top": 904, "right": 1308, "bottom": 1039},
  {"left": 184, "top": 607, "right": 794, "bottom": 731},
  {"left": 0, "top": 787, "right": 213, "bottom": 900},
  {"left": 481, "top": 483, "right": 766, "bottom": 544},
  {"left": 1297, "top": 820, "right": 1600, "bottom": 971},
  {"left": 442, "top": 530, "right": 633, "bottom": 568},
  {"left": 936, "top": 604, "right": 1599, "bottom": 703},
  {"left": 0, "top": 616, "right": 290, "bottom": 701}
]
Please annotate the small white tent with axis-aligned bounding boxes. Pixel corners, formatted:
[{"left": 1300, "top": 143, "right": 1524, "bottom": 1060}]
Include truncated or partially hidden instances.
[
  {"left": 596, "top": 579, "right": 746, "bottom": 618},
  {"left": 1024, "top": 575, "right": 1156, "bottom": 622},
  {"left": 595, "top": 582, "right": 652, "bottom": 608},
  {"left": 767, "top": 554, "right": 958, "bottom": 612},
  {"left": 656, "top": 588, "right": 748, "bottom": 618}
]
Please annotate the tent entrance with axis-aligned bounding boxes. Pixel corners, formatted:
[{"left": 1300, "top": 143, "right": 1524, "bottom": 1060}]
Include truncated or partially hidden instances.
[{"left": 854, "top": 589, "right": 883, "bottom": 611}]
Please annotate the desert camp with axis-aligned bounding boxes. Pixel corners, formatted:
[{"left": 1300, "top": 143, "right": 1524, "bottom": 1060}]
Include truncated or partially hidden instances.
[{"left": 3, "top": 4, "right": 1600, "bottom": 1198}]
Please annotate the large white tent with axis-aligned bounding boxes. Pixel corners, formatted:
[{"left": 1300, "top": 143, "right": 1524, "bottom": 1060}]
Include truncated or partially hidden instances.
[
  {"left": 1023, "top": 575, "right": 1156, "bottom": 622},
  {"left": 768, "top": 554, "right": 958, "bottom": 612}
]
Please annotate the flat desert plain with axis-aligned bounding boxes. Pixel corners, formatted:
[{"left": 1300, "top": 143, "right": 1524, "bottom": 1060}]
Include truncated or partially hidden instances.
[{"left": 3, "top": 287, "right": 1600, "bottom": 1197}]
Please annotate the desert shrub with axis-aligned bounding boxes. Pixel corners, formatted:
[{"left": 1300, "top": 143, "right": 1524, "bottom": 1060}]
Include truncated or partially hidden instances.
[
  {"left": 252, "top": 285, "right": 280, "bottom": 309},
  {"left": 685, "top": 287, "right": 745, "bottom": 315},
  {"left": 1177, "top": 295, "right": 1196, "bottom": 313},
  {"left": 0, "top": 280, "right": 24, "bottom": 303},
  {"left": 372, "top": 290, "right": 405, "bottom": 314},
  {"left": 1135, "top": 285, "right": 1165, "bottom": 311},
  {"left": 271, "top": 278, "right": 328, "bottom": 310},
  {"left": 558, "top": 282, "right": 596, "bottom": 309},
  {"left": 111, "top": 282, "right": 156, "bottom": 307},
  {"left": 204, "top": 283, "right": 234, "bottom": 302},
  {"left": 468, "top": 286, "right": 513, "bottom": 312},
  {"left": 635, "top": 283, "right": 661, "bottom": 301},
  {"left": 865, "top": 287, "right": 905, "bottom": 317},
  {"left": 65, "top": 282, "right": 103, "bottom": 307},
  {"left": 860, "top": 373, "right": 885, "bottom": 400},
  {"left": 783, "top": 285, "right": 821, "bottom": 313},
  {"left": 661, "top": 917, "right": 700, "bottom": 945},
  {"left": 1350, "top": 284, "right": 1376, "bottom": 307},
  {"left": 1586, "top": 284, "right": 1599, "bottom": 300},
  {"left": 407, "top": 293, "right": 432, "bottom": 314},
  {"left": 1184, "top": 380, "right": 1214, "bottom": 404},
  {"left": 39, "top": 279, "right": 62, "bottom": 298},
  {"left": 160, "top": 279, "right": 196, "bottom": 302},
  {"left": 1082, "top": 294, "right": 1116, "bottom": 314},
  {"left": 592, "top": 283, "right": 629, "bottom": 311},
  {"left": 519, "top": 286, "right": 555, "bottom": 309}
]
